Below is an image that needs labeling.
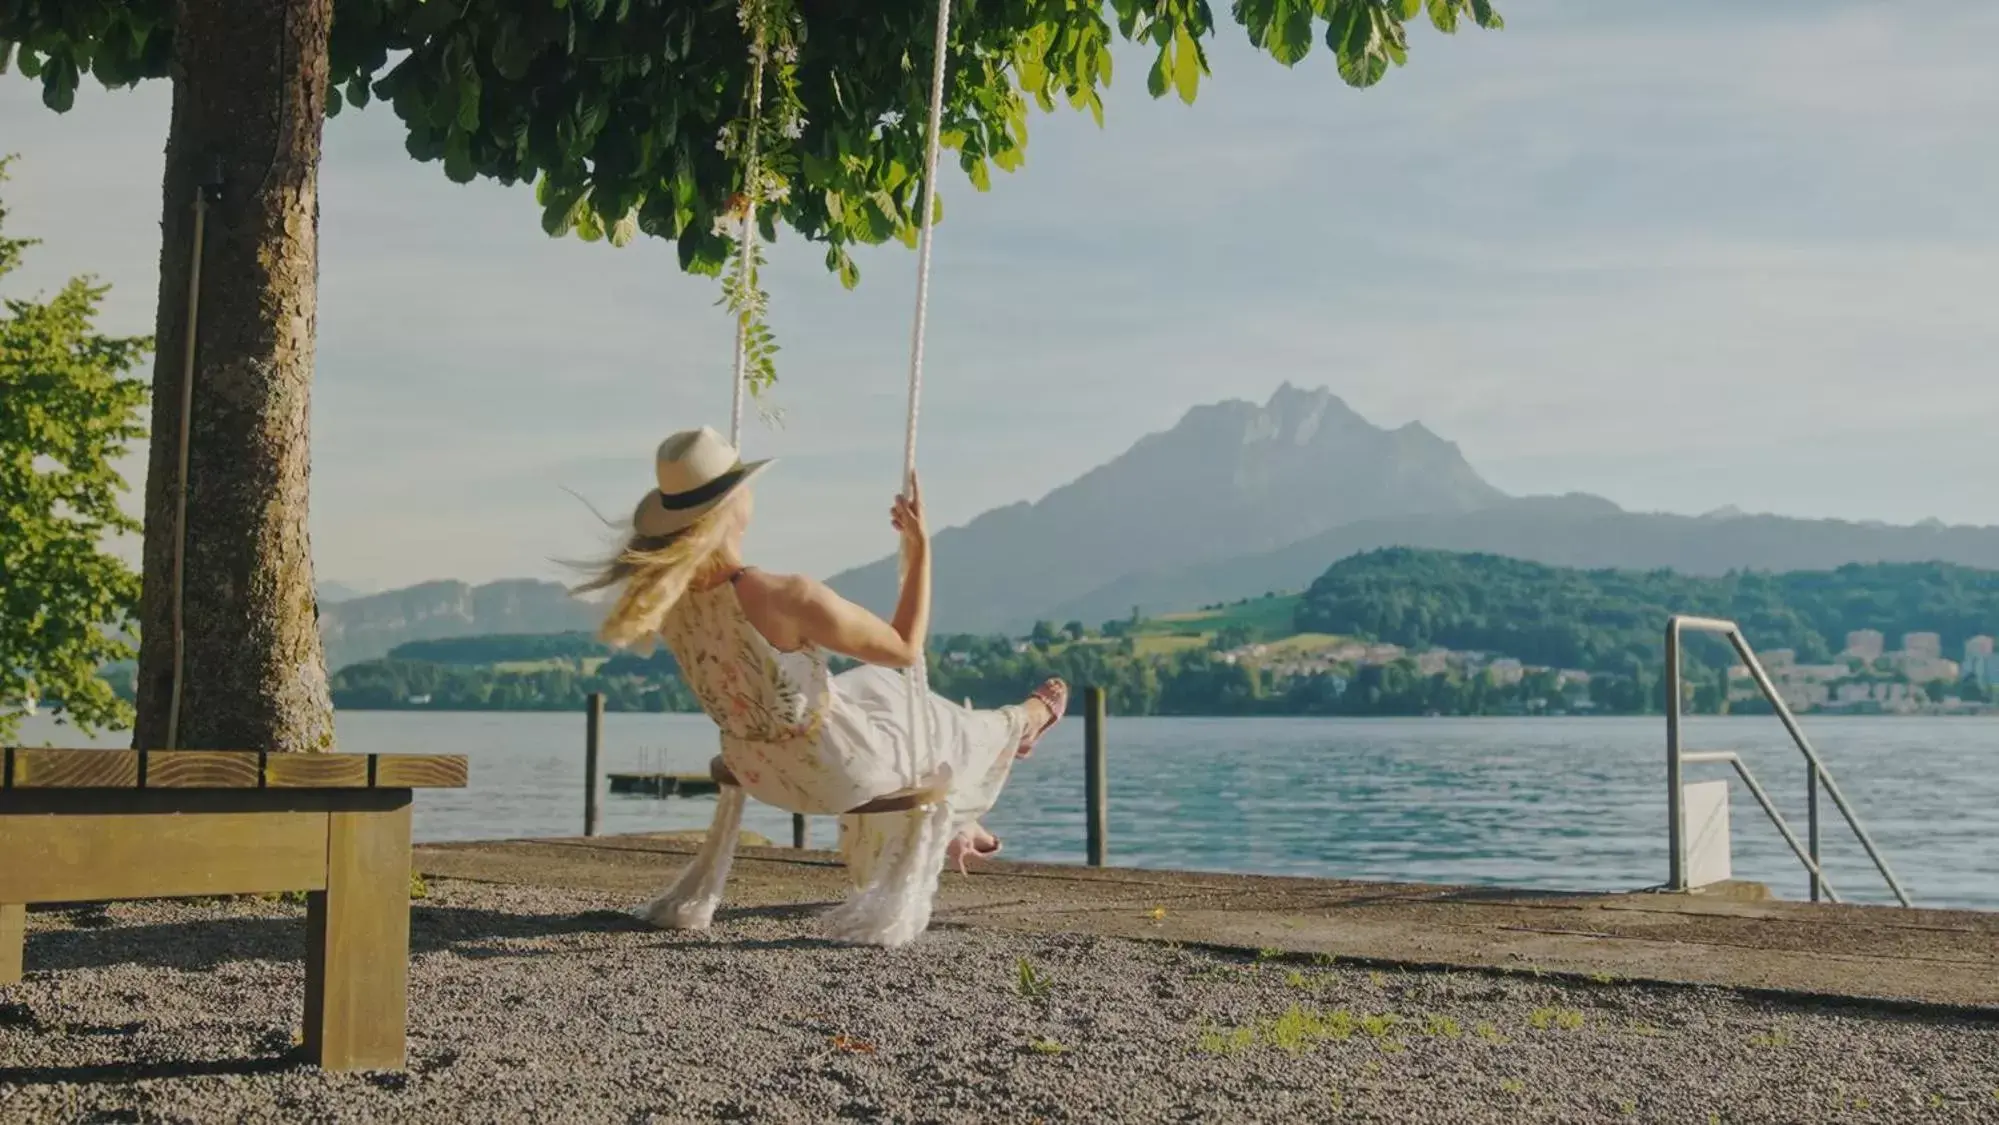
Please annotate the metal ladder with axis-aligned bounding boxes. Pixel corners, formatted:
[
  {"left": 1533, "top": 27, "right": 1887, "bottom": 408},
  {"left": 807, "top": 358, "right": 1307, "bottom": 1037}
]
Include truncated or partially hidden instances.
[{"left": 1664, "top": 615, "right": 1912, "bottom": 907}]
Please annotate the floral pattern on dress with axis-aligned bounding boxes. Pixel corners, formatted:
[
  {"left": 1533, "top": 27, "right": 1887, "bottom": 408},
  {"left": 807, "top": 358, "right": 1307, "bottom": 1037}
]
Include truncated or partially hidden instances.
[{"left": 661, "top": 583, "right": 861, "bottom": 814}]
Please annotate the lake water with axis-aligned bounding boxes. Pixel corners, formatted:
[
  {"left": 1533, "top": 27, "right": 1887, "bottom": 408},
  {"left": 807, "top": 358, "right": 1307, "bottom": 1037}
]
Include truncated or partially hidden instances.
[{"left": 15, "top": 713, "right": 1994, "bottom": 911}]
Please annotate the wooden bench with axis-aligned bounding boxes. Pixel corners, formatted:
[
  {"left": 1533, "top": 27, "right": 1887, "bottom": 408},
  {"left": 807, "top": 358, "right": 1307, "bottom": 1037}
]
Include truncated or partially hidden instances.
[{"left": 0, "top": 747, "right": 467, "bottom": 1071}]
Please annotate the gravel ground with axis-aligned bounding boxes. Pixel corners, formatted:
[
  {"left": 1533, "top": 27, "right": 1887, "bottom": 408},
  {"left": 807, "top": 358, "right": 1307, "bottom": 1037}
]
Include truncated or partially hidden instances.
[{"left": 2, "top": 879, "right": 1995, "bottom": 1124}]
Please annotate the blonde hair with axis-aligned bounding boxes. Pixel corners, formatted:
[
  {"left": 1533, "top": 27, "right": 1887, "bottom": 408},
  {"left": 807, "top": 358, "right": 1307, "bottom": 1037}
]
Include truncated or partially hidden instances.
[{"left": 571, "top": 494, "right": 743, "bottom": 650}]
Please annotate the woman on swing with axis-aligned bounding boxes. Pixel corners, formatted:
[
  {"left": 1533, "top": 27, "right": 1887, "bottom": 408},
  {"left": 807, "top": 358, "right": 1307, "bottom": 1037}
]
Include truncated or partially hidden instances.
[{"left": 577, "top": 426, "right": 1067, "bottom": 941}]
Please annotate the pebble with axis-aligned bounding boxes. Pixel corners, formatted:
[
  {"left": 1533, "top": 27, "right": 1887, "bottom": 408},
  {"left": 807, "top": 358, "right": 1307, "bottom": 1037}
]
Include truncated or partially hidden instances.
[{"left": 0, "top": 881, "right": 1994, "bottom": 1123}]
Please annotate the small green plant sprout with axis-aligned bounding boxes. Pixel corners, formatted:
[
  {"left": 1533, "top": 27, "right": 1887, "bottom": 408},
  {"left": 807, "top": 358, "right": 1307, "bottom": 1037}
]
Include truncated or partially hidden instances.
[
  {"left": 1926, "top": 1093, "right": 1942, "bottom": 1108},
  {"left": 1015, "top": 957, "right": 1054, "bottom": 1001},
  {"left": 1358, "top": 1013, "right": 1400, "bottom": 1042},
  {"left": 1475, "top": 1022, "right": 1508, "bottom": 1045},
  {"left": 1323, "top": 1009, "right": 1357, "bottom": 1040},
  {"left": 1311, "top": 952, "right": 1338, "bottom": 967},
  {"left": 1421, "top": 1014, "right": 1462, "bottom": 1039},
  {"left": 1256, "top": 947, "right": 1284, "bottom": 962},
  {"left": 1026, "top": 1038, "right": 1069, "bottom": 1056},
  {"left": 1265, "top": 1006, "right": 1323, "bottom": 1054},
  {"left": 1145, "top": 906, "right": 1168, "bottom": 922},
  {"left": 1747, "top": 1025, "right": 1793, "bottom": 1049},
  {"left": 1618, "top": 1098, "right": 1637, "bottom": 1116},
  {"left": 1369, "top": 971, "right": 1387, "bottom": 987},
  {"left": 1589, "top": 971, "right": 1620, "bottom": 985},
  {"left": 1499, "top": 1078, "right": 1527, "bottom": 1096},
  {"left": 1528, "top": 1007, "right": 1584, "bottom": 1031},
  {"left": 1195, "top": 1023, "right": 1254, "bottom": 1056}
]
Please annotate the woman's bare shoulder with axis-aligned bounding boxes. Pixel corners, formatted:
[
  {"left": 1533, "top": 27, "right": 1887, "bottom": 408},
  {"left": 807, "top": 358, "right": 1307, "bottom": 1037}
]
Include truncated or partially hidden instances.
[{"left": 737, "top": 569, "right": 828, "bottom": 604}]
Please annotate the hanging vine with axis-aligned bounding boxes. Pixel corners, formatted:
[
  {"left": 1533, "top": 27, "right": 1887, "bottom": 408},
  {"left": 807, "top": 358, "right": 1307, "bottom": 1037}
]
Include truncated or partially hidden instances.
[{"left": 716, "top": 0, "right": 806, "bottom": 402}]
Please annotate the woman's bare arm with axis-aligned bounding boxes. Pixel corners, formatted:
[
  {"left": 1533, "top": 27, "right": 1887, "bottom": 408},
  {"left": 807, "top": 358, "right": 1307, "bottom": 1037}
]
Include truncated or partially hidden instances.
[
  {"left": 740, "top": 571, "right": 924, "bottom": 668},
  {"left": 734, "top": 477, "right": 932, "bottom": 669}
]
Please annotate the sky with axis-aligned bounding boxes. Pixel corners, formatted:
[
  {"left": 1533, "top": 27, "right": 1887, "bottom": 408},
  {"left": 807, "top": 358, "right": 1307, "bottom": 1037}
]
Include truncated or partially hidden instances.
[{"left": 4, "top": 0, "right": 1997, "bottom": 595}]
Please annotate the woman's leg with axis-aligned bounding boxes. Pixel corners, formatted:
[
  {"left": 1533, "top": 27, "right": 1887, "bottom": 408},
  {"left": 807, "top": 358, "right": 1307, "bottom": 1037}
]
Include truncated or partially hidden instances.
[
  {"left": 634, "top": 786, "right": 746, "bottom": 929},
  {"left": 944, "top": 684, "right": 1062, "bottom": 872}
]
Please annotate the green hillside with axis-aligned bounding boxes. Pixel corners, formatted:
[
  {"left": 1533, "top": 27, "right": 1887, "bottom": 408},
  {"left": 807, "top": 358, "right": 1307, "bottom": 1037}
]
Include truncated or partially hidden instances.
[{"left": 1295, "top": 549, "right": 1999, "bottom": 674}]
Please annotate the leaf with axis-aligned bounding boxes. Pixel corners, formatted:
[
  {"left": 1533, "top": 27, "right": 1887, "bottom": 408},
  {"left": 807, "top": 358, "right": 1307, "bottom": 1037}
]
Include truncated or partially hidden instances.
[
  {"left": 42, "top": 54, "right": 78, "bottom": 113},
  {"left": 1332, "top": 0, "right": 1374, "bottom": 62},
  {"left": 539, "top": 182, "right": 586, "bottom": 236},
  {"left": 828, "top": 246, "right": 861, "bottom": 289},
  {"left": 1147, "top": 47, "right": 1171, "bottom": 99},
  {"left": 457, "top": 70, "right": 481, "bottom": 133},
  {"left": 326, "top": 84, "right": 345, "bottom": 117},
  {"left": 345, "top": 75, "right": 373, "bottom": 109},
  {"left": 1235, "top": 0, "right": 1276, "bottom": 46},
  {"left": 608, "top": 209, "right": 638, "bottom": 247},
  {"left": 492, "top": 19, "right": 536, "bottom": 81},
  {"left": 1172, "top": 24, "right": 1202, "bottom": 105},
  {"left": 408, "top": 0, "right": 459, "bottom": 39},
  {"left": 1470, "top": 0, "right": 1504, "bottom": 29},
  {"left": 1427, "top": 0, "right": 1460, "bottom": 33},
  {"left": 442, "top": 134, "right": 477, "bottom": 183}
]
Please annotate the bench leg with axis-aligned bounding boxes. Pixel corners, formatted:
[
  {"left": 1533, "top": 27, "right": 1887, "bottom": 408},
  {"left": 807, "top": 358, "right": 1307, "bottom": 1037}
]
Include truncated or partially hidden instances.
[
  {"left": 303, "top": 797, "right": 412, "bottom": 1071},
  {"left": 0, "top": 903, "right": 23, "bottom": 985}
]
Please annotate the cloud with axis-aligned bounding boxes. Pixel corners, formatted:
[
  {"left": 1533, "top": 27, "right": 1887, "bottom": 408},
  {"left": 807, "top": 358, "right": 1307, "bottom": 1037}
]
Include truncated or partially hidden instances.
[{"left": 3, "top": 0, "right": 1995, "bottom": 594}]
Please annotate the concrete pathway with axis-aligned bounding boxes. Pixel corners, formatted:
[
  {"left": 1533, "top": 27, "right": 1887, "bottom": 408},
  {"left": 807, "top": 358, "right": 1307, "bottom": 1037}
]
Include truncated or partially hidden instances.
[{"left": 414, "top": 833, "right": 1999, "bottom": 1013}]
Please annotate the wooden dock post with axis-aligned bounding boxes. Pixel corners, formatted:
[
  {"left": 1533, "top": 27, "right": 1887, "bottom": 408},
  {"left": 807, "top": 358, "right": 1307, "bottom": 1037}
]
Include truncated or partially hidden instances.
[
  {"left": 584, "top": 692, "right": 604, "bottom": 838},
  {"left": 793, "top": 814, "right": 807, "bottom": 849},
  {"left": 1084, "top": 685, "right": 1107, "bottom": 867}
]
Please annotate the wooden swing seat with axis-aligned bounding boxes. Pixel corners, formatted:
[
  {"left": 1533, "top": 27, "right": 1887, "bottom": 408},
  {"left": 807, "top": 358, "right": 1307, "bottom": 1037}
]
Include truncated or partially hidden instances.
[{"left": 708, "top": 756, "right": 945, "bottom": 816}]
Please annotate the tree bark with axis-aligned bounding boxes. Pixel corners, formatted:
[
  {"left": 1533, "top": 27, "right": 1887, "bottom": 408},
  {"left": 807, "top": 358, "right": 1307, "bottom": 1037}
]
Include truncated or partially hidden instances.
[{"left": 134, "top": 0, "right": 336, "bottom": 753}]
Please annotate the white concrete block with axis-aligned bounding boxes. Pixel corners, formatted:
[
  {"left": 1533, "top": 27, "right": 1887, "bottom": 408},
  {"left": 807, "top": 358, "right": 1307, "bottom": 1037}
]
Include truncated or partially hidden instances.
[{"left": 1683, "top": 779, "right": 1733, "bottom": 888}]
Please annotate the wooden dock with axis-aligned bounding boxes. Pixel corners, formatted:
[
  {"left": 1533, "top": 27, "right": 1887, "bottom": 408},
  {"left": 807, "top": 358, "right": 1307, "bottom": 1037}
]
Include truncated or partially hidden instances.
[{"left": 604, "top": 772, "right": 718, "bottom": 798}]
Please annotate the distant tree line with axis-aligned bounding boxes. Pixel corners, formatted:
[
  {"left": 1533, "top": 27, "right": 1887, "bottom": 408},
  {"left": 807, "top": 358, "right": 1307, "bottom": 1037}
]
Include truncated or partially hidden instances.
[{"left": 309, "top": 551, "right": 1997, "bottom": 718}]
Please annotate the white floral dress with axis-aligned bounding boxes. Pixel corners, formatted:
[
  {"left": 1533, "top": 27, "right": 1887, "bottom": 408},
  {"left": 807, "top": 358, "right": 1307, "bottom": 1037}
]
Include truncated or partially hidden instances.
[{"left": 660, "top": 574, "right": 1029, "bottom": 839}]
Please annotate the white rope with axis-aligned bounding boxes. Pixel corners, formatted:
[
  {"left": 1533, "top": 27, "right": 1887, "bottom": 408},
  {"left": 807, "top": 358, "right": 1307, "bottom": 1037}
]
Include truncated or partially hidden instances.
[
  {"left": 899, "top": 0, "right": 954, "bottom": 784},
  {"left": 727, "top": 42, "right": 768, "bottom": 449}
]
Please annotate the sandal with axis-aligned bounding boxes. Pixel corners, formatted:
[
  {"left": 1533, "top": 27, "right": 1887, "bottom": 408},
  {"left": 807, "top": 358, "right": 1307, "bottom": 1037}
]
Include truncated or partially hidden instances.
[{"left": 1016, "top": 677, "right": 1069, "bottom": 759}]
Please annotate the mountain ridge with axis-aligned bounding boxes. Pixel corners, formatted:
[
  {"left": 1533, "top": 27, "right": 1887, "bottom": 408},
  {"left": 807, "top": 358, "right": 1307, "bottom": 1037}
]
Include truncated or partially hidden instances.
[
  {"left": 826, "top": 382, "right": 1507, "bottom": 632},
  {"left": 316, "top": 383, "right": 1999, "bottom": 658}
]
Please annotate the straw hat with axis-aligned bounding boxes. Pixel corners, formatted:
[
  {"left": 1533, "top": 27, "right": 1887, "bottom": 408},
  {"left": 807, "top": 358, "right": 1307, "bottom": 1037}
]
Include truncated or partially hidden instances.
[{"left": 631, "top": 426, "right": 773, "bottom": 537}]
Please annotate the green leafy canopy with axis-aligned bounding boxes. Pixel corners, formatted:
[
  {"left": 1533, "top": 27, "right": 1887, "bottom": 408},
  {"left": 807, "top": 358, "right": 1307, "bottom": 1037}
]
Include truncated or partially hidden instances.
[
  {"left": 0, "top": 154, "right": 150, "bottom": 742},
  {"left": 1, "top": 0, "right": 1499, "bottom": 292}
]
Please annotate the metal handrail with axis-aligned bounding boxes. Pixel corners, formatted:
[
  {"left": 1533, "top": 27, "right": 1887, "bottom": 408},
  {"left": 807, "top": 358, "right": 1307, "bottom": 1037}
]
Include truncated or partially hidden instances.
[{"left": 1665, "top": 615, "right": 1912, "bottom": 907}]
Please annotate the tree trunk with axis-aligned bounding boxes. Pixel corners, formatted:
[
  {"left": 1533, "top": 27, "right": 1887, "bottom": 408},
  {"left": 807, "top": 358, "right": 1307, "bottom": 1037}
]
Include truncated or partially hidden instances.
[{"left": 134, "top": 0, "right": 336, "bottom": 753}]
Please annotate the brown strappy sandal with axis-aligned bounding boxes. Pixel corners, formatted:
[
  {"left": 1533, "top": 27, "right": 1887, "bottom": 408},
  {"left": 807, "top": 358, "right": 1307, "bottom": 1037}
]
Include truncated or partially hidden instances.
[{"left": 1017, "top": 677, "right": 1069, "bottom": 759}]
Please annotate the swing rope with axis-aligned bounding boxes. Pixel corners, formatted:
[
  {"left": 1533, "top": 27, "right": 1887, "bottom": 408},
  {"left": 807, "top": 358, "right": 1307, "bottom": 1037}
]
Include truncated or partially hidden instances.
[
  {"left": 726, "top": 0, "right": 956, "bottom": 788},
  {"left": 896, "top": 0, "right": 955, "bottom": 784}
]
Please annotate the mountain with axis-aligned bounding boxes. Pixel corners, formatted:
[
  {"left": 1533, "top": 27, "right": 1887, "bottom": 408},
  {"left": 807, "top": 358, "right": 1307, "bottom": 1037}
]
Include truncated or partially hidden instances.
[
  {"left": 319, "top": 579, "right": 600, "bottom": 670},
  {"left": 826, "top": 383, "right": 1507, "bottom": 633},
  {"left": 1047, "top": 498, "right": 1999, "bottom": 630},
  {"left": 316, "top": 580, "right": 373, "bottom": 604}
]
